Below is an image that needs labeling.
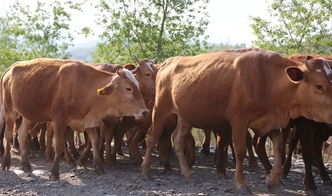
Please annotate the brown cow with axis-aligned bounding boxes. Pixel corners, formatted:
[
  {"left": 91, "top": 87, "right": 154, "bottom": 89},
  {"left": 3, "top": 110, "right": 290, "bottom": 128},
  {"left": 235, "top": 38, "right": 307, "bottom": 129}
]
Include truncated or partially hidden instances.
[
  {"left": 76, "top": 58, "right": 158, "bottom": 167},
  {"left": 0, "top": 58, "right": 148, "bottom": 180},
  {"left": 141, "top": 48, "right": 332, "bottom": 193}
]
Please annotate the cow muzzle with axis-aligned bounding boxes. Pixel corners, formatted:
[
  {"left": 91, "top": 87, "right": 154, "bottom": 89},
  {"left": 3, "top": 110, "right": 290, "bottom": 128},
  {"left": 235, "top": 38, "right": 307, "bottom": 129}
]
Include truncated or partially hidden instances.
[{"left": 134, "top": 109, "right": 149, "bottom": 120}]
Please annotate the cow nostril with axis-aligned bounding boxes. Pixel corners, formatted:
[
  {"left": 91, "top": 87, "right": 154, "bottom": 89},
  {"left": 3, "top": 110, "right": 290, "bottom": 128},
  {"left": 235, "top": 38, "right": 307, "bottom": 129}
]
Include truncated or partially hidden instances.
[{"left": 142, "top": 110, "right": 149, "bottom": 116}]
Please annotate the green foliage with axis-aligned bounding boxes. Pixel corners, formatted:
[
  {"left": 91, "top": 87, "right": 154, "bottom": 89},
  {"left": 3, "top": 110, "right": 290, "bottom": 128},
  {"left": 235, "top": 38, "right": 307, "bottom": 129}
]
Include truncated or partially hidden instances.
[
  {"left": 93, "top": 0, "right": 210, "bottom": 64},
  {"left": 250, "top": 0, "right": 332, "bottom": 55},
  {"left": 0, "top": 0, "right": 82, "bottom": 71}
]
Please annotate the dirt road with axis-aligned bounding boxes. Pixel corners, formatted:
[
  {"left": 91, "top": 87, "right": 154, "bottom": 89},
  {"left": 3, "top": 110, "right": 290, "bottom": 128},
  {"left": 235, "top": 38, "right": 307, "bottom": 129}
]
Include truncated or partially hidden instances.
[{"left": 1, "top": 148, "right": 331, "bottom": 196}]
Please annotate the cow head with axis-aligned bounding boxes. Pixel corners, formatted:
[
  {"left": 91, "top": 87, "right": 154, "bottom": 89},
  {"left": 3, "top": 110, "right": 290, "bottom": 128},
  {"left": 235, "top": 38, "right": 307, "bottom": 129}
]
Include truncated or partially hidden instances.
[
  {"left": 128, "top": 56, "right": 158, "bottom": 100},
  {"left": 287, "top": 56, "right": 332, "bottom": 123},
  {"left": 97, "top": 69, "right": 149, "bottom": 120}
]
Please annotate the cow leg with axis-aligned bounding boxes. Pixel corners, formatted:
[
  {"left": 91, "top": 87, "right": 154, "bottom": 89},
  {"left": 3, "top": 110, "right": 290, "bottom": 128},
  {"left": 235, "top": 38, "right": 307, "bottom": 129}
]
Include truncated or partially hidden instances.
[
  {"left": 283, "top": 129, "right": 300, "bottom": 177},
  {"left": 216, "top": 126, "right": 232, "bottom": 177},
  {"left": 13, "top": 133, "right": 19, "bottom": 152},
  {"left": 114, "top": 122, "right": 125, "bottom": 156},
  {"left": 0, "top": 123, "right": 4, "bottom": 154},
  {"left": 230, "top": 139, "right": 236, "bottom": 163},
  {"left": 67, "top": 128, "right": 80, "bottom": 160},
  {"left": 12, "top": 118, "right": 21, "bottom": 152},
  {"left": 158, "top": 128, "right": 172, "bottom": 171},
  {"left": 281, "top": 128, "right": 291, "bottom": 165},
  {"left": 102, "top": 122, "right": 115, "bottom": 167},
  {"left": 78, "top": 138, "right": 91, "bottom": 167},
  {"left": 45, "top": 124, "right": 54, "bottom": 162},
  {"left": 63, "top": 142, "right": 76, "bottom": 168},
  {"left": 201, "top": 129, "right": 211, "bottom": 156},
  {"left": 314, "top": 136, "right": 331, "bottom": 185},
  {"left": 246, "top": 133, "right": 259, "bottom": 171},
  {"left": 31, "top": 136, "right": 40, "bottom": 151},
  {"left": 87, "top": 128, "right": 104, "bottom": 175},
  {"left": 298, "top": 121, "right": 317, "bottom": 194},
  {"left": 97, "top": 127, "right": 104, "bottom": 162},
  {"left": 50, "top": 121, "right": 66, "bottom": 180},
  {"left": 172, "top": 117, "right": 192, "bottom": 177},
  {"left": 231, "top": 122, "right": 251, "bottom": 193},
  {"left": 2, "top": 117, "right": 15, "bottom": 170},
  {"left": 265, "top": 130, "right": 283, "bottom": 192},
  {"left": 141, "top": 111, "right": 169, "bottom": 175},
  {"left": 128, "top": 129, "right": 145, "bottom": 166},
  {"left": 18, "top": 118, "right": 34, "bottom": 172},
  {"left": 184, "top": 132, "right": 195, "bottom": 168},
  {"left": 39, "top": 124, "right": 47, "bottom": 153},
  {"left": 254, "top": 135, "right": 272, "bottom": 173}
]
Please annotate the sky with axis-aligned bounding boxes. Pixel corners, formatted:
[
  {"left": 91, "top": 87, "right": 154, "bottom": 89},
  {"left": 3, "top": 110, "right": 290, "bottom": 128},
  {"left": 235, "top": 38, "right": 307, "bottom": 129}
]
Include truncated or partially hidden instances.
[{"left": 0, "top": 0, "right": 270, "bottom": 46}]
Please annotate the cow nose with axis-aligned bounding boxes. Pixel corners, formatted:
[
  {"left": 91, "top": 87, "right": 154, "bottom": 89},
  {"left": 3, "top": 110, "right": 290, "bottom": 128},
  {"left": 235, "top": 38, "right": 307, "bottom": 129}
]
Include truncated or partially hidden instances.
[{"left": 142, "top": 110, "right": 149, "bottom": 117}]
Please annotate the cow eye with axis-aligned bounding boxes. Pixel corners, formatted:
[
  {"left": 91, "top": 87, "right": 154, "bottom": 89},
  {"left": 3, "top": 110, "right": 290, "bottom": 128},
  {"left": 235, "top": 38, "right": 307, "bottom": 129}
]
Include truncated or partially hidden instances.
[
  {"left": 146, "top": 73, "right": 151, "bottom": 77},
  {"left": 315, "top": 85, "right": 323, "bottom": 91},
  {"left": 126, "top": 87, "right": 132, "bottom": 91}
]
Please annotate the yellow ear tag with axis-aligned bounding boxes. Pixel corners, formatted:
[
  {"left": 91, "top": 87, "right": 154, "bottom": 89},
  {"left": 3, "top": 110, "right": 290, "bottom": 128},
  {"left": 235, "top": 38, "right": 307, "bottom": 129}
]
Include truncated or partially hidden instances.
[{"left": 97, "top": 88, "right": 103, "bottom": 95}]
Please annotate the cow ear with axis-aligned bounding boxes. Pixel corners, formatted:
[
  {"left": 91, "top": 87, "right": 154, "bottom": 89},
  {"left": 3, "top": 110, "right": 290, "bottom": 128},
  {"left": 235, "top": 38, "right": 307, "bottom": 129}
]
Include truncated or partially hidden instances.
[
  {"left": 286, "top": 67, "right": 303, "bottom": 82},
  {"left": 97, "top": 85, "right": 114, "bottom": 96},
  {"left": 124, "top": 64, "right": 136, "bottom": 70}
]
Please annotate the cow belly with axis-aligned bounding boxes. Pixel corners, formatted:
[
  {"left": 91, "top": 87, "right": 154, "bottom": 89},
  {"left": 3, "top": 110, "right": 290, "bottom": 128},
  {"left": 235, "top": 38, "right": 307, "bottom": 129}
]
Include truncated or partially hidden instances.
[{"left": 249, "top": 111, "right": 290, "bottom": 135}]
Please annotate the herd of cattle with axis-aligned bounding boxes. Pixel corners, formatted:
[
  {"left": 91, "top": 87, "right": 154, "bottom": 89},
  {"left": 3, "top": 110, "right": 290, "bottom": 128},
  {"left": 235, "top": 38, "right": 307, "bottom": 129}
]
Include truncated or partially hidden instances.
[{"left": 0, "top": 48, "right": 332, "bottom": 195}]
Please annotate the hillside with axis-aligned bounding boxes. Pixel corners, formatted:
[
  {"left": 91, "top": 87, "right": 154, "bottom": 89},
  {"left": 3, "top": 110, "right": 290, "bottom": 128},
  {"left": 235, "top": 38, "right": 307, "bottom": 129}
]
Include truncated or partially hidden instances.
[{"left": 68, "top": 40, "right": 97, "bottom": 62}]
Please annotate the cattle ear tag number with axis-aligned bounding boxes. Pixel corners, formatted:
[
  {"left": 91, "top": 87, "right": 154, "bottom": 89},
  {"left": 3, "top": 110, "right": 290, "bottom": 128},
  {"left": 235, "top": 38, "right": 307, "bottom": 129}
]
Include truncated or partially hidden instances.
[{"left": 286, "top": 67, "right": 303, "bottom": 82}]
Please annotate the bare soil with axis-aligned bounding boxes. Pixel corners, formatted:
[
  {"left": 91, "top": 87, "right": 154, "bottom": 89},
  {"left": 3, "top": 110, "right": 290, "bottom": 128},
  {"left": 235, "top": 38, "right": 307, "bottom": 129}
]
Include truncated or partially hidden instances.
[{"left": 1, "top": 147, "right": 332, "bottom": 196}]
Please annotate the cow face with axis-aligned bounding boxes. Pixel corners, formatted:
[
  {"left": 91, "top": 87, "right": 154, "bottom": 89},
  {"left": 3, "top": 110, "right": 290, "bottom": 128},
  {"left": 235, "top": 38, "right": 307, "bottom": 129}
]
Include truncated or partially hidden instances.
[
  {"left": 289, "top": 56, "right": 332, "bottom": 123},
  {"left": 98, "top": 69, "right": 149, "bottom": 119},
  {"left": 130, "top": 57, "right": 158, "bottom": 100}
]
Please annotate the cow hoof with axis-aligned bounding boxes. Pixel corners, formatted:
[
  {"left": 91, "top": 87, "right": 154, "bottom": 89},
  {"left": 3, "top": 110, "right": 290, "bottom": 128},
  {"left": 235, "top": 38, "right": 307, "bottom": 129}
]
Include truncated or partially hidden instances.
[
  {"left": 140, "top": 164, "right": 150, "bottom": 175},
  {"left": 181, "top": 170, "right": 193, "bottom": 178},
  {"left": 217, "top": 172, "right": 228, "bottom": 179},
  {"left": 77, "top": 159, "right": 87, "bottom": 167},
  {"left": 141, "top": 173, "right": 152, "bottom": 181},
  {"left": 67, "top": 161, "right": 76, "bottom": 169},
  {"left": 49, "top": 174, "right": 59, "bottom": 181},
  {"left": 106, "top": 158, "right": 116, "bottom": 168},
  {"left": 95, "top": 167, "right": 105, "bottom": 175},
  {"left": 265, "top": 174, "right": 280, "bottom": 192},
  {"left": 163, "top": 164, "right": 172, "bottom": 173},
  {"left": 236, "top": 186, "right": 253, "bottom": 195},
  {"left": 21, "top": 162, "right": 32, "bottom": 172},
  {"left": 2, "top": 157, "right": 11, "bottom": 171}
]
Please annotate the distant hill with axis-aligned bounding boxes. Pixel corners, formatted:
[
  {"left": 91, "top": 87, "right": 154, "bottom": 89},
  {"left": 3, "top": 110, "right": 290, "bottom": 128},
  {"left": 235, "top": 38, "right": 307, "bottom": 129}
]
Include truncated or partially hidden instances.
[
  {"left": 68, "top": 40, "right": 247, "bottom": 62},
  {"left": 68, "top": 40, "right": 97, "bottom": 62}
]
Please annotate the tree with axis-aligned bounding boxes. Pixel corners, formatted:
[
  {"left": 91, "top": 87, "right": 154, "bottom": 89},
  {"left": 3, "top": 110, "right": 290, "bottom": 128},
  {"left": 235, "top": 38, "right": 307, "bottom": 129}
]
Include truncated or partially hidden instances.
[
  {"left": 250, "top": 0, "right": 332, "bottom": 55},
  {"left": 0, "top": 0, "right": 82, "bottom": 71},
  {"left": 93, "top": 0, "right": 209, "bottom": 64}
]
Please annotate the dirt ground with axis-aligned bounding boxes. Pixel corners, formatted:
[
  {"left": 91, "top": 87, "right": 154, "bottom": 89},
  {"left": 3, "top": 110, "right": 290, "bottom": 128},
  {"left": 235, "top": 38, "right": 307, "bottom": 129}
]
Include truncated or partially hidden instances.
[{"left": 1, "top": 147, "right": 332, "bottom": 196}]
